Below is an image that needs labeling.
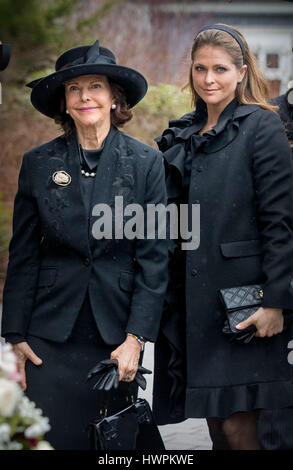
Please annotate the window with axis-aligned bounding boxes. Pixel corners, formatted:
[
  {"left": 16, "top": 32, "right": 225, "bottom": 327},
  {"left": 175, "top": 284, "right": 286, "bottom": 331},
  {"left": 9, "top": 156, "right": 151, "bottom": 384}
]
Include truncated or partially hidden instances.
[{"left": 266, "top": 54, "right": 279, "bottom": 69}]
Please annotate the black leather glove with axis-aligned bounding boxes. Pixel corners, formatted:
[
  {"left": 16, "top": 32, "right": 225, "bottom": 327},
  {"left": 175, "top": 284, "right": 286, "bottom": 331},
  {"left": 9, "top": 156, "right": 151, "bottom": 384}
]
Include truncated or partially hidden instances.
[{"left": 87, "top": 359, "right": 152, "bottom": 391}]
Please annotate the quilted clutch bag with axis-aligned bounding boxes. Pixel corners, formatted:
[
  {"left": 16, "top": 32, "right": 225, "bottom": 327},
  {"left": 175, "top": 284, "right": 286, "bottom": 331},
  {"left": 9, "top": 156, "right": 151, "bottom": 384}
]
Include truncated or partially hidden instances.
[{"left": 219, "top": 284, "right": 263, "bottom": 343}]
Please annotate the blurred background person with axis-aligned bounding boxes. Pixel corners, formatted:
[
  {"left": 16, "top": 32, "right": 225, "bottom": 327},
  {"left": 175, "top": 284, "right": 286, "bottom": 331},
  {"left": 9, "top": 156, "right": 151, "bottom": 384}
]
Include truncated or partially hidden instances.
[{"left": 257, "top": 79, "right": 293, "bottom": 450}]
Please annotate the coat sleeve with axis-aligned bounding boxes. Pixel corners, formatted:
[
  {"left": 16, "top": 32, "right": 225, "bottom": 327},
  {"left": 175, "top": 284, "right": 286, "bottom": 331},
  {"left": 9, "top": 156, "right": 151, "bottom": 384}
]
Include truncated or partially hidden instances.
[
  {"left": 1, "top": 152, "right": 41, "bottom": 338},
  {"left": 125, "top": 151, "right": 169, "bottom": 342},
  {"left": 251, "top": 110, "right": 293, "bottom": 309}
]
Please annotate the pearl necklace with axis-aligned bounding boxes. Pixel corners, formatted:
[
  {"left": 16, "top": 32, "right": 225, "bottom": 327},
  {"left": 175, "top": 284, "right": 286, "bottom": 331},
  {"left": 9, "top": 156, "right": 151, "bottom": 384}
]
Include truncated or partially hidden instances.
[
  {"left": 81, "top": 169, "right": 96, "bottom": 177},
  {"left": 78, "top": 143, "right": 97, "bottom": 177}
]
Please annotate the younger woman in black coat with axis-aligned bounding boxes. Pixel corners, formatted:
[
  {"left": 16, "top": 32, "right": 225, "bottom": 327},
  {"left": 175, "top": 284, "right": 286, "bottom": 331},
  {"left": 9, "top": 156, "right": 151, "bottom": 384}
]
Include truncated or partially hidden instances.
[{"left": 153, "top": 24, "right": 293, "bottom": 450}]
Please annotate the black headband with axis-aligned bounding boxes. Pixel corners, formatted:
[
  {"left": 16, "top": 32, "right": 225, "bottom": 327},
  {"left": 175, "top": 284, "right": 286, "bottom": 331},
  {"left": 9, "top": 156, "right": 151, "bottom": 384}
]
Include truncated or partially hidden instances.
[{"left": 195, "top": 24, "right": 246, "bottom": 62}]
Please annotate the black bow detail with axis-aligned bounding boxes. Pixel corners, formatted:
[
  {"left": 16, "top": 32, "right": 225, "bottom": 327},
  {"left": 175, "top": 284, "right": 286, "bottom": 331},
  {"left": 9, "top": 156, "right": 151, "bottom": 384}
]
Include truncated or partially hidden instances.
[
  {"left": 84, "top": 40, "right": 100, "bottom": 63},
  {"left": 61, "top": 40, "right": 115, "bottom": 69},
  {"left": 26, "top": 41, "right": 117, "bottom": 89},
  {"left": 68, "top": 40, "right": 100, "bottom": 67}
]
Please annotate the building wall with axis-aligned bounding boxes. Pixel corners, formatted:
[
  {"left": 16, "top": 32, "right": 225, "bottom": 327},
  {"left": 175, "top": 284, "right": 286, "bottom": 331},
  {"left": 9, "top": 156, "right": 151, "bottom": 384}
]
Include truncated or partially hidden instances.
[
  {"left": 142, "top": 0, "right": 293, "bottom": 95},
  {"left": 241, "top": 26, "right": 293, "bottom": 95}
]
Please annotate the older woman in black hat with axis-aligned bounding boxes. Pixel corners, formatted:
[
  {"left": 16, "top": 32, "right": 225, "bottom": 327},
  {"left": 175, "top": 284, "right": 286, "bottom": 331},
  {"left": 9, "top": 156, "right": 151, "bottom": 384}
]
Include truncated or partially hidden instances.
[{"left": 1, "top": 41, "right": 168, "bottom": 449}]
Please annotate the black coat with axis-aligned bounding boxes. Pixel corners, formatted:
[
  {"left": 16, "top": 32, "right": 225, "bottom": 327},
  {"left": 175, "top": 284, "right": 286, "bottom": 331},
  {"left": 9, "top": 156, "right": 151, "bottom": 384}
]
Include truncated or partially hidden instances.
[
  {"left": 153, "top": 99, "right": 293, "bottom": 423},
  {"left": 270, "top": 94, "right": 293, "bottom": 142},
  {"left": 2, "top": 127, "right": 168, "bottom": 344}
]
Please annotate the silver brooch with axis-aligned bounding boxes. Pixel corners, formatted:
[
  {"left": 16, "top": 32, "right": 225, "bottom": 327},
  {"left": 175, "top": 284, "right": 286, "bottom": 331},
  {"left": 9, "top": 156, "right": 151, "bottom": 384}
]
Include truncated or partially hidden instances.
[{"left": 52, "top": 170, "right": 71, "bottom": 186}]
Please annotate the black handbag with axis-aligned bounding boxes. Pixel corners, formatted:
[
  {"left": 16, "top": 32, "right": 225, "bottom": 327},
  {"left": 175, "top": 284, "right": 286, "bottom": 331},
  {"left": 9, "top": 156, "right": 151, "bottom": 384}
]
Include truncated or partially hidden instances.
[
  {"left": 219, "top": 284, "right": 293, "bottom": 343},
  {"left": 87, "top": 359, "right": 165, "bottom": 450},
  {"left": 219, "top": 284, "right": 263, "bottom": 343},
  {"left": 88, "top": 397, "right": 165, "bottom": 450}
]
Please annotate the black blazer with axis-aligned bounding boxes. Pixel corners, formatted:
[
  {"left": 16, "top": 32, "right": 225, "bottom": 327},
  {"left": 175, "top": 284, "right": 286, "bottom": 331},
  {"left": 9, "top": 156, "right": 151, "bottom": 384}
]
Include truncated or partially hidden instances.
[{"left": 2, "top": 127, "right": 168, "bottom": 344}]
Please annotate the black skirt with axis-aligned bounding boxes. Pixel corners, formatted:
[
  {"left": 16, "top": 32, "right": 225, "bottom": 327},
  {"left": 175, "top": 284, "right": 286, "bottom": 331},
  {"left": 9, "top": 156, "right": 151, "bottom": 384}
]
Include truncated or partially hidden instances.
[{"left": 25, "top": 291, "right": 137, "bottom": 450}]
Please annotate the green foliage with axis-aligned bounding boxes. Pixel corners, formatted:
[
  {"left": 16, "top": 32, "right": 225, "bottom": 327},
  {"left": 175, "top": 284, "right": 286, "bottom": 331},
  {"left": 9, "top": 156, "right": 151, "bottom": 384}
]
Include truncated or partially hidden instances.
[
  {"left": 0, "top": 0, "right": 80, "bottom": 46},
  {"left": 0, "top": 0, "right": 46, "bottom": 44},
  {"left": 0, "top": 0, "right": 126, "bottom": 48},
  {"left": 136, "top": 83, "right": 191, "bottom": 120},
  {"left": 44, "top": 0, "right": 81, "bottom": 22},
  {"left": 136, "top": 84, "right": 192, "bottom": 121},
  {"left": 125, "top": 83, "right": 193, "bottom": 147}
]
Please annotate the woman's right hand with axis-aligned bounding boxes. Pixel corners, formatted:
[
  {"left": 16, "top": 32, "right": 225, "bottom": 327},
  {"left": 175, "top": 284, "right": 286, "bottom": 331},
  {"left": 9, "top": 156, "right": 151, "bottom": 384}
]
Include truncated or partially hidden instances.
[{"left": 12, "top": 342, "right": 43, "bottom": 391}]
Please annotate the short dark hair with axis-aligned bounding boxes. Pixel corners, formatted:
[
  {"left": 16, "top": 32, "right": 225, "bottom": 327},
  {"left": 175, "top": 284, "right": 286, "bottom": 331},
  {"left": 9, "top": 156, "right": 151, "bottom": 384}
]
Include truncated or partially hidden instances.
[{"left": 54, "top": 79, "right": 133, "bottom": 136}]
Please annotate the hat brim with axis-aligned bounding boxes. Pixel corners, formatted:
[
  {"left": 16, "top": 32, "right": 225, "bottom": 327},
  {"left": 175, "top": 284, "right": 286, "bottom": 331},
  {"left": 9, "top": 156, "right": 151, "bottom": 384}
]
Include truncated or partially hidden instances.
[{"left": 29, "top": 63, "right": 148, "bottom": 118}]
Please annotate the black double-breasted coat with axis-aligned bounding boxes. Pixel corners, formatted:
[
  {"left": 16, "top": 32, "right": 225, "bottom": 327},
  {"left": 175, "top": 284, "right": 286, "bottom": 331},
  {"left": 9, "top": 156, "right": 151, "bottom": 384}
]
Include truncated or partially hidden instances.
[
  {"left": 2, "top": 127, "right": 168, "bottom": 345},
  {"left": 153, "top": 99, "right": 293, "bottom": 423}
]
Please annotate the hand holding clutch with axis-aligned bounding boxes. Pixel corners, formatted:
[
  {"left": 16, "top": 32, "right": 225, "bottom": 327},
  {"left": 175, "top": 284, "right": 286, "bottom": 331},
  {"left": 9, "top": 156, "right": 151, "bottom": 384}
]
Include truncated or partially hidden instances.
[
  {"left": 219, "top": 284, "right": 293, "bottom": 343},
  {"left": 219, "top": 285, "right": 262, "bottom": 343}
]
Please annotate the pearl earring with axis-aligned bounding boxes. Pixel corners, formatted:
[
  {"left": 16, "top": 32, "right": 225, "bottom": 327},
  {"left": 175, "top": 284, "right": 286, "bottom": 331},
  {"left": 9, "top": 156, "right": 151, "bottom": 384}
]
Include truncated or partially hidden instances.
[
  {"left": 111, "top": 104, "right": 117, "bottom": 110},
  {"left": 66, "top": 109, "right": 69, "bottom": 114}
]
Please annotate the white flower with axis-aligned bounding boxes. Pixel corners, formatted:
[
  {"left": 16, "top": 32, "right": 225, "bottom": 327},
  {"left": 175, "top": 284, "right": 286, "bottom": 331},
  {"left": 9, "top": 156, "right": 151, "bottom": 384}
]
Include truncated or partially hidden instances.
[
  {"left": 33, "top": 440, "right": 54, "bottom": 450},
  {"left": 0, "top": 423, "right": 10, "bottom": 442},
  {"left": 0, "top": 378, "right": 21, "bottom": 417},
  {"left": 0, "top": 348, "right": 53, "bottom": 450},
  {"left": 0, "top": 344, "right": 16, "bottom": 371},
  {"left": 0, "top": 343, "right": 22, "bottom": 382},
  {"left": 17, "top": 395, "right": 40, "bottom": 419},
  {"left": 24, "top": 417, "right": 50, "bottom": 439},
  {"left": 25, "top": 424, "right": 42, "bottom": 439}
]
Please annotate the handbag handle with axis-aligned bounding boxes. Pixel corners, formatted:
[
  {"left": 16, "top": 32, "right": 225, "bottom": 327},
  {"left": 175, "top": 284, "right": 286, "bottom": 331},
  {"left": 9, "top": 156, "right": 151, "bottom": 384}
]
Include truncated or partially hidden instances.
[{"left": 99, "top": 382, "right": 136, "bottom": 418}]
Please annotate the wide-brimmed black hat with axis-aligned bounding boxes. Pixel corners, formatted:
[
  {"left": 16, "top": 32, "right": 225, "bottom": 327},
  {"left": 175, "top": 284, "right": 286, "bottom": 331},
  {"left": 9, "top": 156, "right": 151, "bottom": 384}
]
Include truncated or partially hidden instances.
[{"left": 26, "top": 40, "right": 148, "bottom": 118}]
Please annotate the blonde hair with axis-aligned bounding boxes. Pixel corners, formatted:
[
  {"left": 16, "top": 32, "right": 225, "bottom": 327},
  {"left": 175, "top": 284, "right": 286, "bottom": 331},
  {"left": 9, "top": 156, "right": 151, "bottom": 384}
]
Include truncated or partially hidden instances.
[{"left": 187, "top": 24, "right": 278, "bottom": 113}]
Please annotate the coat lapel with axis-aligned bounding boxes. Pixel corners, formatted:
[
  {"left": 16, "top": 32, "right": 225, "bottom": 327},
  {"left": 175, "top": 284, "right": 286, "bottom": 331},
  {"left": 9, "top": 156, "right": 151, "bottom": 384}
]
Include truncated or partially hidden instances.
[
  {"left": 88, "top": 127, "right": 121, "bottom": 252},
  {"left": 60, "top": 132, "right": 91, "bottom": 256},
  {"left": 90, "top": 126, "right": 120, "bottom": 208}
]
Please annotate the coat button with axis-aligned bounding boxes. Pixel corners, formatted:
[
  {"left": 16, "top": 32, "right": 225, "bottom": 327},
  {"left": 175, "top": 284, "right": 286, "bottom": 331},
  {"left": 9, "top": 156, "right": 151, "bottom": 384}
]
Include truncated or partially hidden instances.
[
  {"left": 83, "top": 257, "right": 91, "bottom": 266},
  {"left": 191, "top": 269, "right": 198, "bottom": 276},
  {"left": 196, "top": 166, "right": 203, "bottom": 172}
]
